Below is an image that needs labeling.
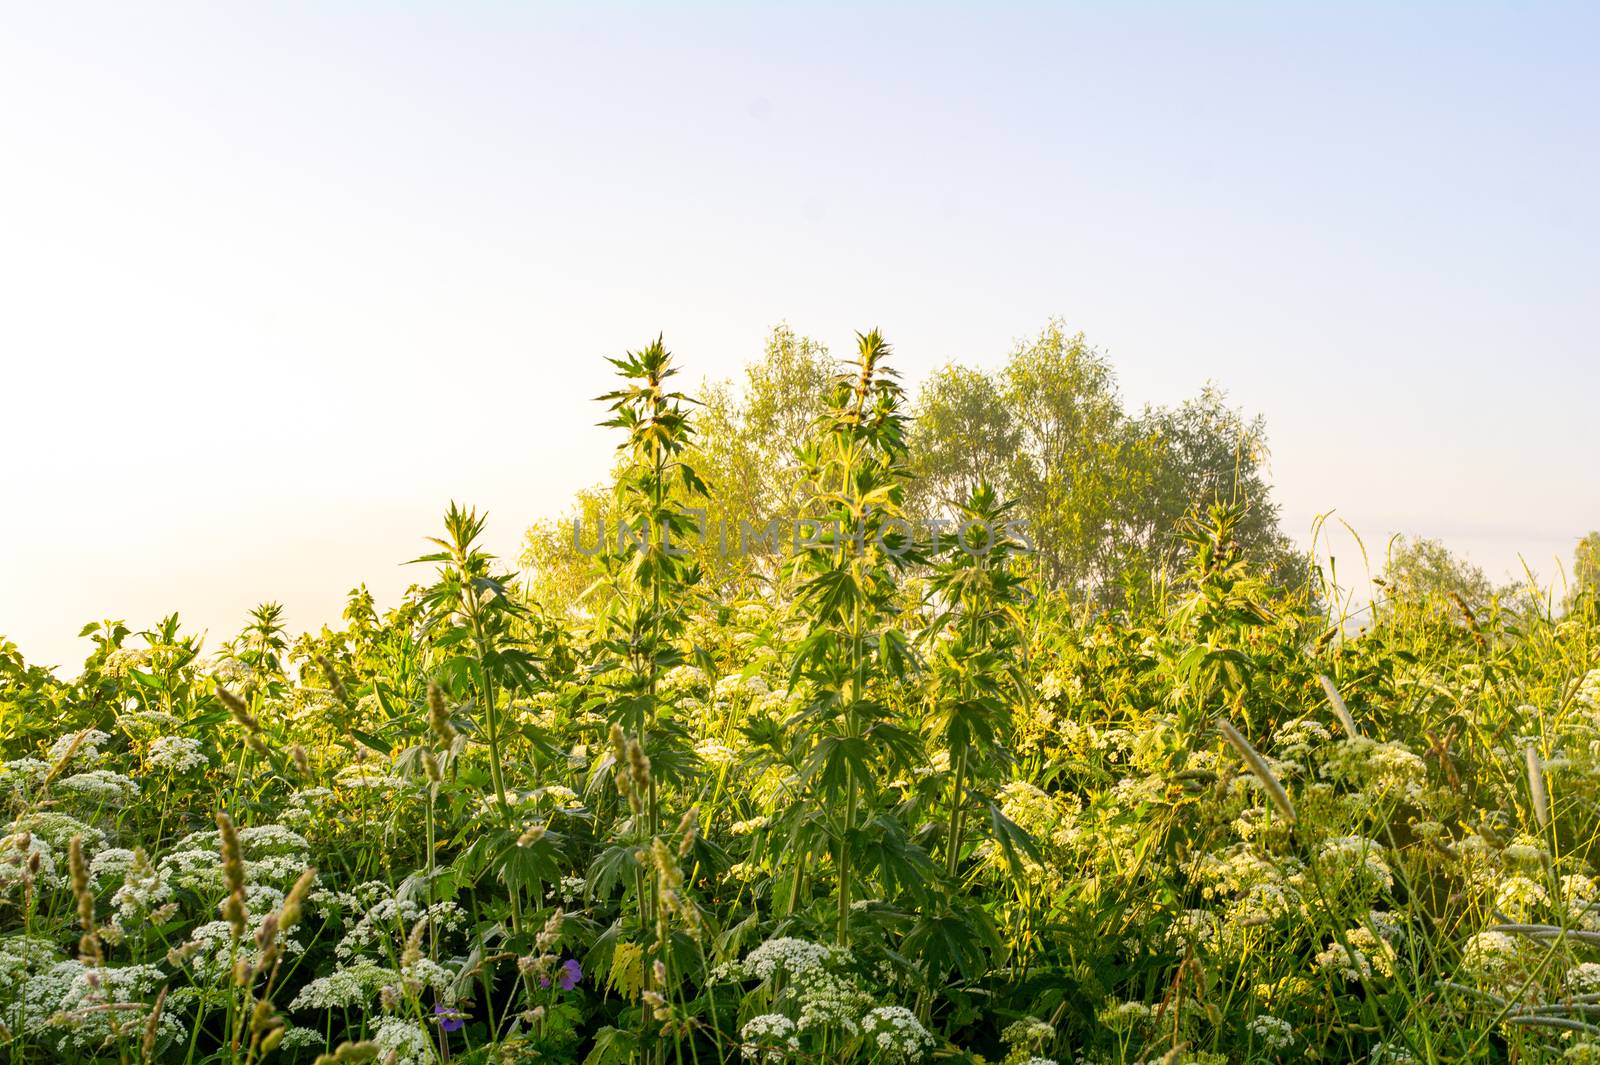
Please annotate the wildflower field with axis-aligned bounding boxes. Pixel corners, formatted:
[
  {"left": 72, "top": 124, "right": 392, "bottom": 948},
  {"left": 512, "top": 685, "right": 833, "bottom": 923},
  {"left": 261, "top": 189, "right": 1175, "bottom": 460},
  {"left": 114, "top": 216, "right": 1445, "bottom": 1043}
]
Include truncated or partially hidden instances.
[{"left": 4, "top": 330, "right": 1600, "bottom": 1065}]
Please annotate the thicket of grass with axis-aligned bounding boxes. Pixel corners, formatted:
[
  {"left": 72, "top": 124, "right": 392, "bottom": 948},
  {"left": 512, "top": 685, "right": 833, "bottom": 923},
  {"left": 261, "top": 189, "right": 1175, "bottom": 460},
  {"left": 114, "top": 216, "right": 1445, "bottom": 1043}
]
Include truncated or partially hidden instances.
[{"left": 4, "top": 334, "right": 1600, "bottom": 1065}]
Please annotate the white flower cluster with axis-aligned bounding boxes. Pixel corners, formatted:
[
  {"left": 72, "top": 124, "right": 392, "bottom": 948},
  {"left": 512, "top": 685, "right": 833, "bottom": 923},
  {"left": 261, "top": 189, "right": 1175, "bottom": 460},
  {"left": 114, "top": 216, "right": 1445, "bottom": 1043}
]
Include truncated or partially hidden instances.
[
  {"left": 1, "top": 833, "right": 60, "bottom": 890},
  {"left": 740, "top": 937, "right": 838, "bottom": 981},
  {"left": 1001, "top": 1016, "right": 1054, "bottom": 1048},
  {"left": 1, "top": 758, "right": 49, "bottom": 800},
  {"left": 740, "top": 1013, "right": 800, "bottom": 1062},
  {"left": 179, "top": 910, "right": 305, "bottom": 982},
  {"left": 1495, "top": 875, "right": 1550, "bottom": 921},
  {"left": 1317, "top": 835, "right": 1395, "bottom": 892},
  {"left": 89, "top": 847, "right": 136, "bottom": 887},
  {"left": 44, "top": 961, "right": 177, "bottom": 1053},
  {"left": 1319, "top": 737, "right": 1429, "bottom": 804},
  {"left": 335, "top": 764, "right": 404, "bottom": 791},
  {"left": 370, "top": 1017, "right": 433, "bottom": 1065},
  {"left": 794, "top": 967, "right": 873, "bottom": 1035},
  {"left": 1566, "top": 962, "right": 1600, "bottom": 994},
  {"left": 540, "top": 784, "right": 583, "bottom": 809},
  {"left": 1248, "top": 1014, "right": 1294, "bottom": 1051},
  {"left": 1313, "top": 940, "right": 1373, "bottom": 982},
  {"left": 335, "top": 896, "right": 464, "bottom": 960},
  {"left": 714, "top": 672, "right": 769, "bottom": 700},
  {"left": 116, "top": 709, "right": 184, "bottom": 738},
  {"left": 10, "top": 811, "right": 105, "bottom": 851},
  {"left": 158, "top": 824, "right": 311, "bottom": 893},
  {"left": 1097, "top": 1000, "right": 1151, "bottom": 1032},
  {"left": 1573, "top": 668, "right": 1600, "bottom": 711},
  {"left": 859, "top": 1006, "right": 936, "bottom": 1061},
  {"left": 1461, "top": 930, "right": 1522, "bottom": 983},
  {"left": 56, "top": 769, "right": 140, "bottom": 806},
  {"left": 695, "top": 740, "right": 737, "bottom": 767},
  {"left": 290, "top": 959, "right": 403, "bottom": 1010},
  {"left": 48, "top": 729, "right": 111, "bottom": 767},
  {"left": 146, "top": 736, "right": 211, "bottom": 773},
  {"left": 111, "top": 850, "right": 172, "bottom": 924},
  {"left": 661, "top": 664, "right": 706, "bottom": 693}
]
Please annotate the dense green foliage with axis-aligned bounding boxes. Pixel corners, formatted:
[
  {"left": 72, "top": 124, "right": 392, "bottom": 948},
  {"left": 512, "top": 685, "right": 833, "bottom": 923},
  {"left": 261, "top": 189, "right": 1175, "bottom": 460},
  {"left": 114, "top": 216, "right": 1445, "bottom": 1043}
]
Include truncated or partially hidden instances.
[{"left": 4, "top": 332, "right": 1600, "bottom": 1065}]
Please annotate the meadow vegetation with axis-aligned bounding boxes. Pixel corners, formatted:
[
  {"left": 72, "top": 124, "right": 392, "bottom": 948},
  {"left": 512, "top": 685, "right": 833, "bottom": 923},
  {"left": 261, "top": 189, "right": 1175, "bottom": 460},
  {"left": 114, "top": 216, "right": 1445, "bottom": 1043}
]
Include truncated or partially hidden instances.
[{"left": 4, "top": 325, "right": 1600, "bottom": 1065}]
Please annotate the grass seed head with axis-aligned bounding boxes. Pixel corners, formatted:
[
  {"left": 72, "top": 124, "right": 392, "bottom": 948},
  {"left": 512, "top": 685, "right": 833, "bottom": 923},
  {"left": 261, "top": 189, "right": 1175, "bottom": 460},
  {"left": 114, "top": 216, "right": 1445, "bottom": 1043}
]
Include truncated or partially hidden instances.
[
  {"left": 1216, "top": 718, "right": 1297, "bottom": 825},
  {"left": 1319, "top": 674, "right": 1360, "bottom": 740},
  {"left": 427, "top": 680, "right": 458, "bottom": 744}
]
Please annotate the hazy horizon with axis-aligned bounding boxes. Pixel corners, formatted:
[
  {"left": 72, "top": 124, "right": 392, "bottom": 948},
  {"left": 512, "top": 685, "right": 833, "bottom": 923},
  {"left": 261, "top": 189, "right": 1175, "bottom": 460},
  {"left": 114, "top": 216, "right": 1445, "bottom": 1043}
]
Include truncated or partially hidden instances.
[{"left": 3, "top": 3, "right": 1597, "bottom": 670}]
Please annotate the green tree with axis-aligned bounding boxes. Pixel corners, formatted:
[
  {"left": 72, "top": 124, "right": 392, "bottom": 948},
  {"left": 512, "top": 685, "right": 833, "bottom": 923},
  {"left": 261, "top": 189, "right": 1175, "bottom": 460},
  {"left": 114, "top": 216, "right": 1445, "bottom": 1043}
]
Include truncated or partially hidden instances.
[
  {"left": 998, "top": 320, "right": 1130, "bottom": 596},
  {"left": 690, "top": 324, "right": 833, "bottom": 584},
  {"left": 1128, "top": 387, "right": 1306, "bottom": 594},
  {"left": 907, "top": 363, "right": 1017, "bottom": 516},
  {"left": 1380, "top": 535, "right": 1493, "bottom": 615},
  {"left": 908, "top": 323, "right": 1305, "bottom": 606},
  {"left": 1575, "top": 531, "right": 1600, "bottom": 592}
]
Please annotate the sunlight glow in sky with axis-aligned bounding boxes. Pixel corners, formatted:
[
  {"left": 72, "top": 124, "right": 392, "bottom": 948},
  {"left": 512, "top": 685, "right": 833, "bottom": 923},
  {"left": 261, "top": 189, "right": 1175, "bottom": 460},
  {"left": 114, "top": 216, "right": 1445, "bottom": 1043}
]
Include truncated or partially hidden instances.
[{"left": 2, "top": 3, "right": 1596, "bottom": 669}]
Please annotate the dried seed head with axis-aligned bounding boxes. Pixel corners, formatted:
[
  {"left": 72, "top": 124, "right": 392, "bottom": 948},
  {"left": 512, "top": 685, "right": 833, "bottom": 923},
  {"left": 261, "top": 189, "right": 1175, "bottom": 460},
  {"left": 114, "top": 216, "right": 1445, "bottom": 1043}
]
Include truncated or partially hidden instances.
[
  {"left": 318, "top": 654, "right": 350, "bottom": 704},
  {"left": 1319, "top": 674, "right": 1360, "bottom": 740},
  {"left": 422, "top": 749, "right": 442, "bottom": 785},
  {"left": 401, "top": 919, "right": 426, "bottom": 968},
  {"left": 536, "top": 908, "right": 564, "bottom": 952},
  {"left": 1216, "top": 718, "right": 1296, "bottom": 825},
  {"left": 517, "top": 823, "right": 547, "bottom": 847},
  {"left": 42, "top": 729, "right": 90, "bottom": 791},
  {"left": 677, "top": 806, "right": 698, "bottom": 858},
  {"left": 68, "top": 835, "right": 96, "bottom": 937},
  {"left": 427, "top": 680, "right": 457, "bottom": 745},
  {"left": 216, "top": 813, "right": 245, "bottom": 893},
  {"left": 255, "top": 912, "right": 281, "bottom": 955},
  {"left": 215, "top": 812, "right": 248, "bottom": 938},
  {"left": 166, "top": 941, "right": 202, "bottom": 967},
  {"left": 217, "top": 685, "right": 262, "bottom": 732},
  {"left": 290, "top": 745, "right": 311, "bottom": 775},
  {"left": 1526, "top": 746, "right": 1551, "bottom": 834},
  {"left": 250, "top": 996, "right": 277, "bottom": 1031},
  {"left": 279, "top": 867, "right": 316, "bottom": 931},
  {"left": 141, "top": 985, "right": 169, "bottom": 1063},
  {"left": 312, "top": 1041, "right": 379, "bottom": 1065},
  {"left": 626, "top": 738, "right": 652, "bottom": 791}
]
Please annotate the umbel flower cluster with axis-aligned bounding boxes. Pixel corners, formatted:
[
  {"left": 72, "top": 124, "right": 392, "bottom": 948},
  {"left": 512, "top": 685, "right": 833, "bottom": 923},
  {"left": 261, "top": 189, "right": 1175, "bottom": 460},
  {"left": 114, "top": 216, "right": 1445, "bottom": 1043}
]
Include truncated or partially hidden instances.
[{"left": 3, "top": 333, "right": 1600, "bottom": 1065}]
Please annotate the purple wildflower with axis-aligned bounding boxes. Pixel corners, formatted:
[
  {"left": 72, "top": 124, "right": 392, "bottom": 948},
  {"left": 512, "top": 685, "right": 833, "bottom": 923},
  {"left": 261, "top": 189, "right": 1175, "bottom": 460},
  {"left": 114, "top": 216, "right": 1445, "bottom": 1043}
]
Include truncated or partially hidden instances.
[
  {"left": 434, "top": 1002, "right": 466, "bottom": 1033},
  {"left": 557, "top": 958, "right": 583, "bottom": 990}
]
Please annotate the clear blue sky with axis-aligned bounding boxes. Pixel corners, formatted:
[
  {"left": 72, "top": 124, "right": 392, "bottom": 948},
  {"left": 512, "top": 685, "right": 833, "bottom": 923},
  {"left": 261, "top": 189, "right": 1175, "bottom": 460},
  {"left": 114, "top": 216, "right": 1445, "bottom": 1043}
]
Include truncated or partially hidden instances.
[{"left": 2, "top": 3, "right": 1596, "bottom": 669}]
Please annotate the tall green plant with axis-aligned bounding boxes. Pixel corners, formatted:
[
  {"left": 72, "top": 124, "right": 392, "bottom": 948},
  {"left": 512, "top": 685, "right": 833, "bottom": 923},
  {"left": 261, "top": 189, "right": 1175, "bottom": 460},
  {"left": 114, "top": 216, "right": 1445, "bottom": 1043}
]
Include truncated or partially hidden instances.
[
  {"left": 591, "top": 337, "right": 707, "bottom": 1041},
  {"left": 924, "top": 483, "right": 1029, "bottom": 881},
  {"left": 782, "top": 329, "right": 926, "bottom": 946},
  {"left": 413, "top": 503, "right": 538, "bottom": 825}
]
